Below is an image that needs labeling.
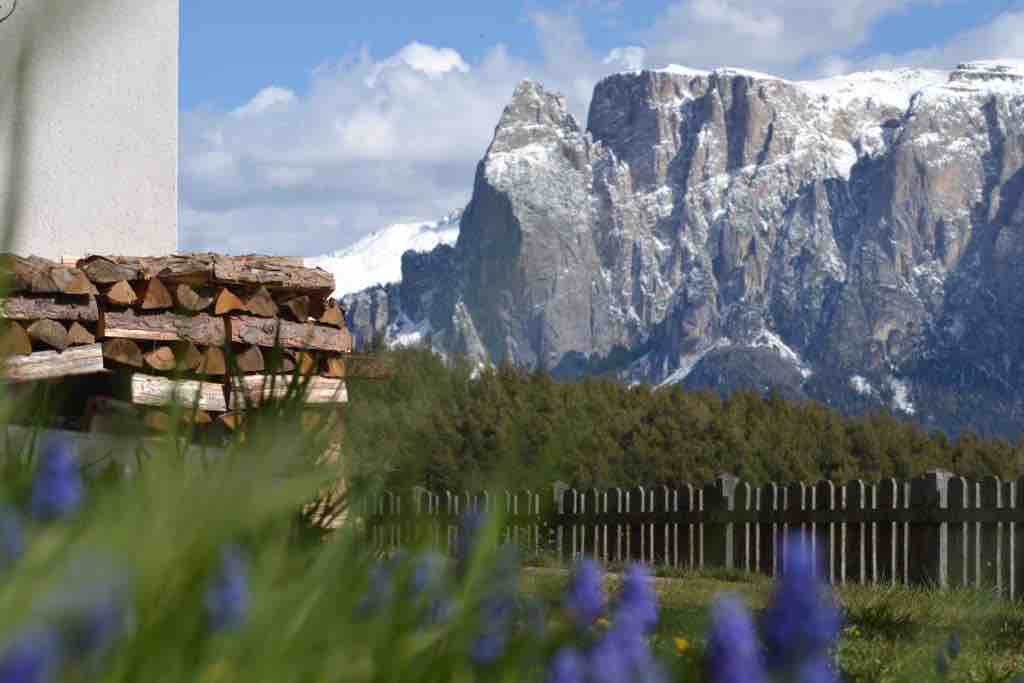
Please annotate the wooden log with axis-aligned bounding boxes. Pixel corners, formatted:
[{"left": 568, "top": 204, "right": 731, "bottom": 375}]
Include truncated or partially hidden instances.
[
  {"left": 174, "top": 283, "right": 213, "bottom": 312},
  {"left": 235, "top": 345, "right": 265, "bottom": 373},
  {"left": 196, "top": 347, "right": 226, "bottom": 376},
  {"left": 215, "top": 288, "right": 245, "bottom": 315},
  {"left": 139, "top": 278, "right": 173, "bottom": 310},
  {"left": 0, "top": 294, "right": 99, "bottom": 322},
  {"left": 103, "top": 338, "right": 144, "bottom": 368},
  {"left": 76, "top": 256, "right": 140, "bottom": 284},
  {"left": 283, "top": 296, "right": 310, "bottom": 322},
  {"left": 143, "top": 346, "right": 176, "bottom": 371},
  {"left": 0, "top": 255, "right": 99, "bottom": 295},
  {"left": 211, "top": 255, "right": 333, "bottom": 296},
  {"left": 319, "top": 300, "right": 345, "bottom": 327},
  {"left": 228, "top": 315, "right": 352, "bottom": 352},
  {"left": 143, "top": 408, "right": 213, "bottom": 431},
  {"left": 27, "top": 320, "right": 69, "bottom": 350},
  {"left": 130, "top": 373, "right": 227, "bottom": 412},
  {"left": 101, "top": 311, "right": 226, "bottom": 346},
  {"left": 295, "top": 351, "right": 318, "bottom": 375},
  {"left": 66, "top": 322, "right": 96, "bottom": 346},
  {"left": 0, "top": 322, "right": 32, "bottom": 357},
  {"left": 2, "top": 344, "right": 105, "bottom": 383},
  {"left": 244, "top": 286, "right": 278, "bottom": 318},
  {"left": 330, "top": 354, "right": 392, "bottom": 379},
  {"left": 219, "top": 412, "right": 245, "bottom": 431},
  {"left": 174, "top": 341, "right": 203, "bottom": 371},
  {"left": 228, "top": 375, "right": 348, "bottom": 409},
  {"left": 105, "top": 281, "right": 138, "bottom": 307},
  {"left": 51, "top": 267, "right": 99, "bottom": 295}
]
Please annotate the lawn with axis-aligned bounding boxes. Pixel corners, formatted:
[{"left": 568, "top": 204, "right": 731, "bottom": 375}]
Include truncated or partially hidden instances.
[{"left": 522, "top": 565, "right": 1024, "bottom": 682}]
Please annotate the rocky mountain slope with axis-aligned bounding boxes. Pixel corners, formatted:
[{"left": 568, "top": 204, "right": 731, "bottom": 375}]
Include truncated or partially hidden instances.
[{"left": 342, "top": 60, "right": 1024, "bottom": 437}]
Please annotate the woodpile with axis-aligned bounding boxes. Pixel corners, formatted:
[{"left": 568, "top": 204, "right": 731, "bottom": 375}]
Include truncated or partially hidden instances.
[{"left": 0, "top": 253, "right": 389, "bottom": 432}]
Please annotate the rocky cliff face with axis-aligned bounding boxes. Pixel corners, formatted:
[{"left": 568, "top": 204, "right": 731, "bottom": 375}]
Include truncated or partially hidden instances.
[{"left": 344, "top": 60, "right": 1024, "bottom": 437}]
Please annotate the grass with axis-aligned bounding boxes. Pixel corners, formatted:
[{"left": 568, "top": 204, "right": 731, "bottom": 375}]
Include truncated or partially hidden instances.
[{"left": 522, "top": 565, "right": 1024, "bottom": 682}]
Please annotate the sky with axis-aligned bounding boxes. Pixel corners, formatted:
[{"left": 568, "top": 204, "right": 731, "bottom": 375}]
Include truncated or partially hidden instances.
[{"left": 179, "top": 0, "right": 1024, "bottom": 256}]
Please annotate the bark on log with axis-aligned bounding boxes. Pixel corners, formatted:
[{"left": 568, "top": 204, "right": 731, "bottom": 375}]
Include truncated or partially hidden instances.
[
  {"left": 228, "top": 316, "right": 352, "bottom": 352},
  {"left": 75, "top": 254, "right": 333, "bottom": 296},
  {"left": 174, "top": 283, "right": 213, "bottom": 312},
  {"left": 228, "top": 375, "right": 348, "bottom": 409},
  {"left": 1, "top": 294, "right": 99, "bottom": 322},
  {"left": 2, "top": 344, "right": 105, "bottom": 383},
  {"left": 235, "top": 345, "right": 265, "bottom": 373},
  {"left": 0, "top": 255, "right": 97, "bottom": 295},
  {"left": 143, "top": 346, "right": 176, "bottom": 371},
  {"left": 105, "top": 281, "right": 138, "bottom": 307},
  {"left": 139, "top": 278, "right": 173, "bottom": 310},
  {"left": 130, "top": 373, "right": 227, "bottom": 412},
  {"left": 67, "top": 322, "right": 96, "bottom": 346},
  {"left": 27, "top": 320, "right": 69, "bottom": 350},
  {"left": 144, "top": 408, "right": 213, "bottom": 431},
  {"left": 214, "top": 288, "right": 245, "bottom": 315},
  {"left": 101, "top": 311, "right": 226, "bottom": 346},
  {"left": 103, "top": 338, "right": 144, "bottom": 368},
  {"left": 0, "top": 322, "right": 32, "bottom": 357},
  {"left": 244, "top": 286, "right": 278, "bottom": 318}
]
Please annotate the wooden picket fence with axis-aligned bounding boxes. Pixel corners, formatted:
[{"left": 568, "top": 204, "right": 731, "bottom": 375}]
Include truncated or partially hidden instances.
[{"left": 363, "top": 471, "right": 1024, "bottom": 597}]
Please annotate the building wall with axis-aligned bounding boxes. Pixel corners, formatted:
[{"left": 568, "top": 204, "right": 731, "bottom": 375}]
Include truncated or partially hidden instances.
[{"left": 0, "top": 0, "right": 178, "bottom": 259}]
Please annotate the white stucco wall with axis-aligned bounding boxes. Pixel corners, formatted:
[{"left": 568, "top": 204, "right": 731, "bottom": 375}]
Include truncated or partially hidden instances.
[{"left": 0, "top": 0, "right": 178, "bottom": 259}]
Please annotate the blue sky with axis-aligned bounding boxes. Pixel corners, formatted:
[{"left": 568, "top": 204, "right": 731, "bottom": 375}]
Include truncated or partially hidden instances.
[{"left": 179, "top": 0, "right": 1024, "bottom": 255}]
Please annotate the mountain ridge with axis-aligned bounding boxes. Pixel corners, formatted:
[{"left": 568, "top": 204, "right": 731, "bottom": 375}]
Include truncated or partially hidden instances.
[{"left": 341, "top": 59, "right": 1024, "bottom": 437}]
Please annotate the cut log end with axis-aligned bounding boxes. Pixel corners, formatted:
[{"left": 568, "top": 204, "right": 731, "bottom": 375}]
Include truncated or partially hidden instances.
[
  {"left": 214, "top": 288, "right": 245, "bottom": 316},
  {"left": 66, "top": 322, "right": 96, "bottom": 347},
  {"left": 140, "top": 278, "right": 174, "bottom": 310},
  {"left": 144, "top": 346, "right": 177, "bottom": 372},
  {"left": 244, "top": 286, "right": 279, "bottom": 318},
  {"left": 0, "top": 322, "right": 33, "bottom": 357},
  {"left": 102, "top": 338, "right": 144, "bottom": 368},
  {"left": 175, "top": 283, "right": 213, "bottom": 312},
  {"left": 105, "top": 280, "right": 138, "bottom": 307},
  {"left": 27, "top": 319, "right": 69, "bottom": 351},
  {"left": 197, "top": 346, "right": 227, "bottom": 376},
  {"left": 235, "top": 345, "right": 265, "bottom": 373}
]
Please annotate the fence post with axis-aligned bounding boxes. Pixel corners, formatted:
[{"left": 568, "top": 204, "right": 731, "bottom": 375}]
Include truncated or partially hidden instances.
[
  {"left": 909, "top": 469, "right": 951, "bottom": 588},
  {"left": 704, "top": 474, "right": 738, "bottom": 570},
  {"left": 553, "top": 481, "right": 569, "bottom": 563}
]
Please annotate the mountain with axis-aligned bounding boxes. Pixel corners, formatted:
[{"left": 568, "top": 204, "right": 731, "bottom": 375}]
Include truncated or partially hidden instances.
[
  {"left": 342, "top": 60, "right": 1024, "bottom": 437},
  {"left": 306, "top": 210, "right": 461, "bottom": 297}
]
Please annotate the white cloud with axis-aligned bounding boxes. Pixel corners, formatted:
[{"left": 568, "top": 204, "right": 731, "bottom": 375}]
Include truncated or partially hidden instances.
[
  {"left": 815, "top": 9, "right": 1024, "bottom": 75},
  {"left": 603, "top": 46, "right": 647, "bottom": 71},
  {"left": 643, "top": 0, "right": 952, "bottom": 76},
  {"left": 179, "top": 15, "right": 627, "bottom": 255}
]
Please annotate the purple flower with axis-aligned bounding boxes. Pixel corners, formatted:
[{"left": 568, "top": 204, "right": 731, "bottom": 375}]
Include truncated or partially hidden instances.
[
  {"left": 0, "top": 627, "right": 59, "bottom": 683},
  {"left": 564, "top": 557, "right": 605, "bottom": 627},
  {"left": 704, "top": 594, "right": 766, "bottom": 683},
  {"left": 947, "top": 632, "right": 961, "bottom": 660},
  {"left": 796, "top": 654, "right": 841, "bottom": 683},
  {"left": 469, "top": 628, "right": 506, "bottom": 666},
  {"left": 411, "top": 551, "right": 445, "bottom": 596},
  {"left": 616, "top": 563, "right": 658, "bottom": 634},
  {"left": 355, "top": 559, "right": 393, "bottom": 618},
  {"left": 204, "top": 545, "right": 249, "bottom": 632},
  {"left": 0, "top": 506, "right": 23, "bottom": 569},
  {"left": 65, "top": 582, "right": 132, "bottom": 659},
  {"left": 30, "top": 438, "right": 83, "bottom": 521},
  {"left": 422, "top": 597, "right": 454, "bottom": 627},
  {"left": 761, "top": 534, "right": 841, "bottom": 674},
  {"left": 456, "top": 509, "right": 486, "bottom": 577},
  {"left": 589, "top": 614, "right": 667, "bottom": 683},
  {"left": 546, "top": 647, "right": 585, "bottom": 683}
]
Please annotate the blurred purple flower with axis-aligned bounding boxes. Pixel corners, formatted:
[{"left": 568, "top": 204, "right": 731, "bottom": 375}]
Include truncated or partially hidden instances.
[
  {"left": 65, "top": 581, "right": 132, "bottom": 660},
  {"left": 411, "top": 551, "right": 445, "bottom": 596},
  {"left": 355, "top": 559, "right": 393, "bottom": 619},
  {"left": 0, "top": 627, "right": 59, "bottom": 683},
  {"left": 761, "top": 533, "right": 841, "bottom": 674},
  {"left": 796, "top": 654, "right": 841, "bottom": 683},
  {"left": 422, "top": 597, "right": 454, "bottom": 627},
  {"left": 947, "top": 632, "right": 961, "bottom": 660},
  {"left": 936, "top": 649, "right": 949, "bottom": 677},
  {"left": 469, "top": 628, "right": 506, "bottom": 666},
  {"left": 564, "top": 557, "right": 605, "bottom": 628},
  {"left": 0, "top": 506, "right": 23, "bottom": 569},
  {"left": 30, "top": 438, "right": 83, "bottom": 521},
  {"left": 616, "top": 563, "right": 658, "bottom": 634},
  {"left": 456, "top": 509, "right": 486, "bottom": 577},
  {"left": 705, "top": 594, "right": 766, "bottom": 683},
  {"left": 546, "top": 647, "right": 585, "bottom": 683},
  {"left": 589, "top": 613, "right": 666, "bottom": 683},
  {"left": 204, "top": 545, "right": 249, "bottom": 632}
]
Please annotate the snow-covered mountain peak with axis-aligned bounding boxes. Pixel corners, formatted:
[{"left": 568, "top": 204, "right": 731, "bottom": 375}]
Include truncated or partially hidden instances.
[{"left": 306, "top": 210, "right": 462, "bottom": 298}]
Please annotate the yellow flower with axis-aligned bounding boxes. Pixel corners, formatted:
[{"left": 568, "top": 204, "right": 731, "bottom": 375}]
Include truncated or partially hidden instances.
[
  {"left": 674, "top": 637, "right": 691, "bottom": 655},
  {"left": 596, "top": 617, "right": 611, "bottom": 628}
]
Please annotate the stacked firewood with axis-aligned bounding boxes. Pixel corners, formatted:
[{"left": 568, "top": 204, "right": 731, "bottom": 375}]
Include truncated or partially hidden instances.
[{"left": 0, "top": 253, "right": 386, "bottom": 432}]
